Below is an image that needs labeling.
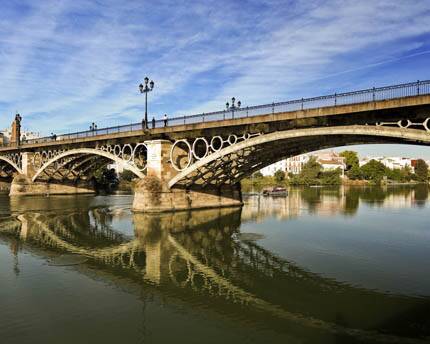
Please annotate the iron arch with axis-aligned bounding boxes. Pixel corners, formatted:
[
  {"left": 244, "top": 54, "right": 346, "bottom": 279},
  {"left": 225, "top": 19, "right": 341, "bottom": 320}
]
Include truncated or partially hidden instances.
[
  {"left": 32, "top": 148, "right": 145, "bottom": 182},
  {"left": 168, "top": 125, "right": 430, "bottom": 188}
]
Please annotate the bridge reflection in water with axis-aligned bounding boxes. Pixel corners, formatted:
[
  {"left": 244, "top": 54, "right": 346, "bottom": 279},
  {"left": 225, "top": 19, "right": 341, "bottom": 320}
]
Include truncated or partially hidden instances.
[{"left": 0, "top": 187, "right": 429, "bottom": 343}]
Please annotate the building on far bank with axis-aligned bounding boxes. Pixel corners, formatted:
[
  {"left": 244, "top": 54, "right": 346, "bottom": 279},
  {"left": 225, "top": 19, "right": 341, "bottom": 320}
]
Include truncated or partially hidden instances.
[
  {"left": 359, "top": 156, "right": 415, "bottom": 171},
  {"left": 286, "top": 154, "right": 309, "bottom": 174},
  {"left": 261, "top": 151, "right": 346, "bottom": 176},
  {"left": 260, "top": 160, "right": 287, "bottom": 176}
]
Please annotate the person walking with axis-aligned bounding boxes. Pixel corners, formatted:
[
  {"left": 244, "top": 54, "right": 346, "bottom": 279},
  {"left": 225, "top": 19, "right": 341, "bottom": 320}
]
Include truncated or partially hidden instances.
[
  {"left": 163, "top": 114, "right": 168, "bottom": 127},
  {"left": 152, "top": 117, "right": 156, "bottom": 129}
]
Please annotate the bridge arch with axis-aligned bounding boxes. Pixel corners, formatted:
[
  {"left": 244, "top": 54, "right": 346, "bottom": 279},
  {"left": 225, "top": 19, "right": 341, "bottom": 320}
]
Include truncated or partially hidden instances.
[
  {"left": 0, "top": 155, "right": 23, "bottom": 176},
  {"left": 168, "top": 125, "right": 430, "bottom": 188},
  {"left": 32, "top": 148, "right": 145, "bottom": 182}
]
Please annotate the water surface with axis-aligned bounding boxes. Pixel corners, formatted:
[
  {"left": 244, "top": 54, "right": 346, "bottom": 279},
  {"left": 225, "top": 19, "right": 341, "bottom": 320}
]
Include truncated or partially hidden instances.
[{"left": 0, "top": 186, "right": 429, "bottom": 343}]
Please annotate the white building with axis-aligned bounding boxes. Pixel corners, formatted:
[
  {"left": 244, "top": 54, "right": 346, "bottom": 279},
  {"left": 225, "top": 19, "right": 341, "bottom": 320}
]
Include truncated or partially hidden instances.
[
  {"left": 359, "top": 156, "right": 414, "bottom": 171},
  {"left": 286, "top": 154, "right": 309, "bottom": 174},
  {"left": 260, "top": 160, "right": 287, "bottom": 176},
  {"left": 261, "top": 151, "right": 346, "bottom": 176}
]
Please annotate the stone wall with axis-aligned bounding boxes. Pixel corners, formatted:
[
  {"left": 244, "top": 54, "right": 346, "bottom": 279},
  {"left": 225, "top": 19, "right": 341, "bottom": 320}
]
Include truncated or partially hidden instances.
[
  {"left": 133, "top": 176, "right": 242, "bottom": 212},
  {"left": 9, "top": 174, "right": 95, "bottom": 196}
]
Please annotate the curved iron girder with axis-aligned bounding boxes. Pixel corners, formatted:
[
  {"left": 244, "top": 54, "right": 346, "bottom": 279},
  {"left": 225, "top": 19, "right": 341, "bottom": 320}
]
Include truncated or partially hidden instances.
[
  {"left": 169, "top": 125, "right": 430, "bottom": 188},
  {"left": 32, "top": 148, "right": 145, "bottom": 182}
]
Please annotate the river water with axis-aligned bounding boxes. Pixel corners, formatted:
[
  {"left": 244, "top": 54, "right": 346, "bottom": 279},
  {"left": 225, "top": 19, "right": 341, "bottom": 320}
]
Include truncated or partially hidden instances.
[{"left": 0, "top": 186, "right": 429, "bottom": 344}]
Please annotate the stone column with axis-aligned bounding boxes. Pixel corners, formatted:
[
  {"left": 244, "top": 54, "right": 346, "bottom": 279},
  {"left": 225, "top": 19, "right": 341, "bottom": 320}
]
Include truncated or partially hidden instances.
[
  {"left": 133, "top": 140, "right": 243, "bottom": 212},
  {"left": 21, "top": 152, "right": 36, "bottom": 178}
]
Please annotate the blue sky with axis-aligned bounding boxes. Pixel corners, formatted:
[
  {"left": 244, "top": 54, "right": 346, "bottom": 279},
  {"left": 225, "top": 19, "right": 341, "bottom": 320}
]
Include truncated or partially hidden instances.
[{"left": 1, "top": 0, "right": 430, "bottom": 158}]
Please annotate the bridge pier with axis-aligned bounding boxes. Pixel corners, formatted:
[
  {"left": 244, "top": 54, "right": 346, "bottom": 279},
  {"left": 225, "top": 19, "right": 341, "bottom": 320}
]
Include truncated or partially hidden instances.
[
  {"left": 9, "top": 152, "right": 95, "bottom": 196},
  {"left": 133, "top": 140, "right": 242, "bottom": 212}
]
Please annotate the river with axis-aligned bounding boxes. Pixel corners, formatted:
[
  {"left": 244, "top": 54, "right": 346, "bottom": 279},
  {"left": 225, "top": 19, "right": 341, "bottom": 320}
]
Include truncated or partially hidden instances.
[{"left": 0, "top": 185, "right": 429, "bottom": 344}]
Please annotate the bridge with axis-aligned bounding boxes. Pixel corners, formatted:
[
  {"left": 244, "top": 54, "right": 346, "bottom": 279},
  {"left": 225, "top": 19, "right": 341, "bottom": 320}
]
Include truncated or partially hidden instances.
[{"left": 1, "top": 80, "right": 430, "bottom": 211}]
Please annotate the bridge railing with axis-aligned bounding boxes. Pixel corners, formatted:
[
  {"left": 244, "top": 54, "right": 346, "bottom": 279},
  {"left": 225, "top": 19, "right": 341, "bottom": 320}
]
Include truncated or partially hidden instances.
[{"left": 4, "top": 79, "right": 430, "bottom": 147}]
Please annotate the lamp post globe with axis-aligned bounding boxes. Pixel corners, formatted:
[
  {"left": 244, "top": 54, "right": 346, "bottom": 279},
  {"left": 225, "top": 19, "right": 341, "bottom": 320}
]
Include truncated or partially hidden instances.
[{"left": 139, "top": 76, "right": 155, "bottom": 129}]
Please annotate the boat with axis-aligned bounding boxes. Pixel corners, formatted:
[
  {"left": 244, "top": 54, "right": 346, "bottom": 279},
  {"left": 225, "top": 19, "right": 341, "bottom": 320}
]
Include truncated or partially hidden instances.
[{"left": 262, "top": 187, "right": 288, "bottom": 197}]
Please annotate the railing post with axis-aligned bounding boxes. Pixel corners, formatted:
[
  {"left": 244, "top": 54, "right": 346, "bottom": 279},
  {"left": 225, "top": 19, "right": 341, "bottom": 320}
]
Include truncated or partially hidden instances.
[
  {"left": 417, "top": 80, "right": 420, "bottom": 95},
  {"left": 272, "top": 102, "right": 275, "bottom": 114},
  {"left": 223, "top": 111, "right": 225, "bottom": 120},
  {"left": 301, "top": 98, "right": 304, "bottom": 110}
]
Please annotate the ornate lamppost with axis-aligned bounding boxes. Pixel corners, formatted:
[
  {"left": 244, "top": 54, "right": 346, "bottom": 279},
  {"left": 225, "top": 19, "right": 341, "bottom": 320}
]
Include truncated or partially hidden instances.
[
  {"left": 226, "top": 97, "right": 241, "bottom": 118},
  {"left": 139, "top": 77, "right": 155, "bottom": 129}
]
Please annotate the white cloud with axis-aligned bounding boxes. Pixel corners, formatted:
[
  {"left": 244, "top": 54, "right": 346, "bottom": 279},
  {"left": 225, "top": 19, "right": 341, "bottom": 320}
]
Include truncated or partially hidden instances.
[{"left": 0, "top": 0, "right": 429, "bottom": 138}]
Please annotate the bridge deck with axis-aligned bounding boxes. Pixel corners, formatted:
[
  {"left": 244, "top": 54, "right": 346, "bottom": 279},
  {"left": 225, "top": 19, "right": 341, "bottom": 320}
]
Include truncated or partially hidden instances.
[
  {"left": 1, "top": 79, "right": 430, "bottom": 152},
  {"left": 1, "top": 93, "right": 429, "bottom": 152}
]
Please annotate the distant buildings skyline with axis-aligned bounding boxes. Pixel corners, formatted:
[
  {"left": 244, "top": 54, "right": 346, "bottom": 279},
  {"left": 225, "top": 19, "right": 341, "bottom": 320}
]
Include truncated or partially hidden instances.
[{"left": 260, "top": 150, "right": 430, "bottom": 176}]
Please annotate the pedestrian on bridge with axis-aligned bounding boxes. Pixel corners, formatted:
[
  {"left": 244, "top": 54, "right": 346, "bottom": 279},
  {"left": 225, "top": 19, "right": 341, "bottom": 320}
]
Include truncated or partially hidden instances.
[
  {"left": 163, "top": 114, "right": 168, "bottom": 127},
  {"left": 152, "top": 117, "right": 156, "bottom": 129}
]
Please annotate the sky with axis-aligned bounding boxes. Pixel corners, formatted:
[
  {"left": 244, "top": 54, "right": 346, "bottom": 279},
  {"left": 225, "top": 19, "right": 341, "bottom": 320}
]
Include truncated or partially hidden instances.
[{"left": 0, "top": 0, "right": 430, "bottom": 158}]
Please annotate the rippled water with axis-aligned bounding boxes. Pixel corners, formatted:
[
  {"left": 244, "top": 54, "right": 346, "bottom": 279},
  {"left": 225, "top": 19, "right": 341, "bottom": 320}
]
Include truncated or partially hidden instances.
[{"left": 0, "top": 186, "right": 429, "bottom": 344}]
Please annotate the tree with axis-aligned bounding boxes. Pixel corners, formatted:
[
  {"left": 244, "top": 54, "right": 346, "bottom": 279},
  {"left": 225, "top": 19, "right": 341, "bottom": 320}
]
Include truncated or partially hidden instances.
[
  {"left": 119, "top": 169, "right": 136, "bottom": 182},
  {"left": 339, "top": 151, "right": 359, "bottom": 170},
  {"left": 415, "top": 159, "right": 429, "bottom": 183},
  {"left": 320, "top": 168, "right": 342, "bottom": 185},
  {"left": 252, "top": 171, "right": 263, "bottom": 179},
  {"left": 348, "top": 164, "right": 362, "bottom": 180},
  {"left": 360, "top": 159, "right": 386, "bottom": 184},
  {"left": 295, "top": 157, "right": 321, "bottom": 185},
  {"left": 274, "top": 169, "right": 285, "bottom": 184}
]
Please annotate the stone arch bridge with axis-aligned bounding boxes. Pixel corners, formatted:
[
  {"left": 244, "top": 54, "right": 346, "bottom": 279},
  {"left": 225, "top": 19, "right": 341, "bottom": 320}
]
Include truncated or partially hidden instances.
[{"left": 1, "top": 80, "right": 430, "bottom": 211}]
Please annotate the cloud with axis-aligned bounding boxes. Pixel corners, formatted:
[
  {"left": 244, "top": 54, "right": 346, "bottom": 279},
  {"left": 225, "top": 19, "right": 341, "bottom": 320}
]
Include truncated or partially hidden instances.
[{"left": 0, "top": 0, "right": 429, "bottom": 138}]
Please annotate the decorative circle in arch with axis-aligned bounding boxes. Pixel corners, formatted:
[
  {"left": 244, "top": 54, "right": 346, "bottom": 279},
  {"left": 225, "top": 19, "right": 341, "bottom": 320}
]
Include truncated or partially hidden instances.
[
  {"left": 192, "top": 137, "right": 209, "bottom": 160},
  {"left": 210, "top": 136, "right": 223, "bottom": 152},
  {"left": 113, "top": 145, "right": 122, "bottom": 157},
  {"left": 170, "top": 139, "right": 192, "bottom": 171},
  {"left": 41, "top": 151, "right": 49, "bottom": 163},
  {"left": 32, "top": 152, "right": 42, "bottom": 169},
  {"left": 12, "top": 153, "right": 21, "bottom": 166},
  {"left": 106, "top": 145, "right": 114, "bottom": 154},
  {"left": 121, "top": 144, "right": 133, "bottom": 162},
  {"left": 227, "top": 134, "right": 238, "bottom": 145},
  {"left": 424, "top": 118, "right": 430, "bottom": 132},
  {"left": 132, "top": 143, "right": 148, "bottom": 171},
  {"left": 397, "top": 119, "right": 411, "bottom": 129}
]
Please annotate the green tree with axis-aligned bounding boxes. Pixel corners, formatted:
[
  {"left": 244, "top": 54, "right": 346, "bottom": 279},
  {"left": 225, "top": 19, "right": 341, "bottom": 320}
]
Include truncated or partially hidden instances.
[
  {"left": 339, "top": 151, "right": 359, "bottom": 170},
  {"left": 119, "top": 169, "right": 136, "bottom": 182},
  {"left": 415, "top": 159, "right": 429, "bottom": 183},
  {"left": 274, "top": 169, "right": 286, "bottom": 184},
  {"left": 292, "top": 157, "right": 321, "bottom": 185},
  {"left": 320, "top": 168, "right": 342, "bottom": 185},
  {"left": 348, "top": 164, "right": 362, "bottom": 180},
  {"left": 360, "top": 159, "right": 386, "bottom": 184},
  {"left": 252, "top": 171, "right": 263, "bottom": 179}
]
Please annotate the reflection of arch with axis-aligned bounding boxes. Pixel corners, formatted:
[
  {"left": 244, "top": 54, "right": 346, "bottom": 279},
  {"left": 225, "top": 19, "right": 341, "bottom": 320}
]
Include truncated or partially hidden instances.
[
  {"left": 169, "top": 125, "right": 430, "bottom": 188},
  {"left": 0, "top": 155, "right": 23, "bottom": 175},
  {"left": 32, "top": 148, "right": 145, "bottom": 182}
]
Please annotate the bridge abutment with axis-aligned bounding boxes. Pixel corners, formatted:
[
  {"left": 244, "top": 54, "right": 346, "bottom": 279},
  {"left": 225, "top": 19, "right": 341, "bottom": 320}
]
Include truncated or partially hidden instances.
[
  {"left": 9, "top": 174, "right": 95, "bottom": 196},
  {"left": 133, "top": 140, "right": 242, "bottom": 212},
  {"left": 9, "top": 152, "right": 96, "bottom": 196}
]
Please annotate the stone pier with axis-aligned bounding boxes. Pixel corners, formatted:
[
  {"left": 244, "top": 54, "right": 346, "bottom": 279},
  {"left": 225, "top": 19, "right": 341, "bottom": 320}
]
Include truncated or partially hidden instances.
[
  {"left": 9, "top": 152, "right": 95, "bottom": 196},
  {"left": 132, "top": 140, "right": 242, "bottom": 212}
]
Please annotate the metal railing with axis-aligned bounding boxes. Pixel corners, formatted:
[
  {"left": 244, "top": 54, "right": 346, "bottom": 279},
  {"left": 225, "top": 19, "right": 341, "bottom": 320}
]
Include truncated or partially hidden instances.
[{"left": 4, "top": 79, "right": 430, "bottom": 148}]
